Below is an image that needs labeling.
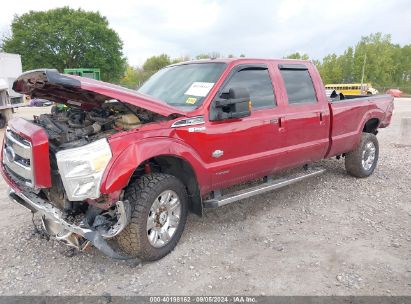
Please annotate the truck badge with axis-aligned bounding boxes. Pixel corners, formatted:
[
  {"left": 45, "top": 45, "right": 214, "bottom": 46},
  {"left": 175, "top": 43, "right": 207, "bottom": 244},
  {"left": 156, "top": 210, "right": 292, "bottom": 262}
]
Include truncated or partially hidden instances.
[{"left": 212, "top": 150, "right": 224, "bottom": 158}]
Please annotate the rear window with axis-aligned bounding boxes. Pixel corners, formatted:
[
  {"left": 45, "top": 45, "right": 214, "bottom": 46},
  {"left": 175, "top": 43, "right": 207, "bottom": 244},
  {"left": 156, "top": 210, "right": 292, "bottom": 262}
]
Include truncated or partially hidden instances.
[{"left": 280, "top": 69, "right": 317, "bottom": 104}]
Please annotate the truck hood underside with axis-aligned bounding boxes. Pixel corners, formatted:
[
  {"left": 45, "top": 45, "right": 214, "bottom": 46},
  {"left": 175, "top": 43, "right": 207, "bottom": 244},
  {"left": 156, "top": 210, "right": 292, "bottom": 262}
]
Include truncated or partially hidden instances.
[{"left": 12, "top": 69, "right": 185, "bottom": 117}]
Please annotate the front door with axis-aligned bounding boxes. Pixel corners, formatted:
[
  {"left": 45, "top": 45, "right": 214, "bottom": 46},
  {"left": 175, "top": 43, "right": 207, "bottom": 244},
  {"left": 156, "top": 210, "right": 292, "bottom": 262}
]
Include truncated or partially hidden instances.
[{"left": 201, "top": 64, "right": 284, "bottom": 189}]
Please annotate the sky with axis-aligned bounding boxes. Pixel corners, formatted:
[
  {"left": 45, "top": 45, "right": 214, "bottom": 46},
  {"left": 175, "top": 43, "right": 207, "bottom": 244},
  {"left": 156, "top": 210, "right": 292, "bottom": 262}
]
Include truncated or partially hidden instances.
[{"left": 1, "top": 0, "right": 410, "bottom": 66}]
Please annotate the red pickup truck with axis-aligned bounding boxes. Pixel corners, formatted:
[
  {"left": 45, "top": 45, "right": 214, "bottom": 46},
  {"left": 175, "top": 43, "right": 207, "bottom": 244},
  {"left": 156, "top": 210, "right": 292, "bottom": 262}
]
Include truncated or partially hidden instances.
[{"left": 2, "top": 58, "right": 393, "bottom": 261}]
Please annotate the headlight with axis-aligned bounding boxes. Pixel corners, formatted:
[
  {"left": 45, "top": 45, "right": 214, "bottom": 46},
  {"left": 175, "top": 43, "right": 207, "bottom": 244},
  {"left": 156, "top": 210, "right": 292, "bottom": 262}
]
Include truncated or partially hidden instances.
[{"left": 56, "top": 138, "right": 112, "bottom": 201}]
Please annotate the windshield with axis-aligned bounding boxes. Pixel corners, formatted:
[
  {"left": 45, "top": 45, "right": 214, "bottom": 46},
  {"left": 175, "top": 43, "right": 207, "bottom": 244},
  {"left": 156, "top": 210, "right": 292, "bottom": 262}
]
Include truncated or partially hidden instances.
[{"left": 138, "top": 63, "right": 226, "bottom": 110}]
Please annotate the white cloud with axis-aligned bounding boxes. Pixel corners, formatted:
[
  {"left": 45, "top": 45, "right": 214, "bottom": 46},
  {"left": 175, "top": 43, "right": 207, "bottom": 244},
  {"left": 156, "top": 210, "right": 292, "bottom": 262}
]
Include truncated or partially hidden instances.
[{"left": 1, "top": 0, "right": 410, "bottom": 66}]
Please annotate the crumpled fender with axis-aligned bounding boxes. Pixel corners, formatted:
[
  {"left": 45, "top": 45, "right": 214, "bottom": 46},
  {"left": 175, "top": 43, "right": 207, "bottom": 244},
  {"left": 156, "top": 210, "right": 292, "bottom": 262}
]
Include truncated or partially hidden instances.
[{"left": 100, "top": 137, "right": 210, "bottom": 195}]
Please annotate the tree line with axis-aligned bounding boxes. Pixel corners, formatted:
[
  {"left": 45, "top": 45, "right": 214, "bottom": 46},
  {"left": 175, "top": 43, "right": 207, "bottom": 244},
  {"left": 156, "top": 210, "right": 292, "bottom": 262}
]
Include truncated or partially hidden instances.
[
  {"left": 285, "top": 33, "right": 411, "bottom": 93},
  {"left": 122, "top": 33, "right": 411, "bottom": 93},
  {"left": 120, "top": 53, "right": 246, "bottom": 88},
  {"left": 1, "top": 8, "right": 409, "bottom": 93}
]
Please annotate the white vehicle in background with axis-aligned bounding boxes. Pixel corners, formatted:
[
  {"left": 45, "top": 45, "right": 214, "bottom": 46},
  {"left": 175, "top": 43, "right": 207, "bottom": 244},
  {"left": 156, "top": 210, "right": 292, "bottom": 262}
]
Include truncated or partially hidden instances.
[
  {"left": 367, "top": 86, "right": 379, "bottom": 95},
  {"left": 0, "top": 53, "right": 27, "bottom": 128}
]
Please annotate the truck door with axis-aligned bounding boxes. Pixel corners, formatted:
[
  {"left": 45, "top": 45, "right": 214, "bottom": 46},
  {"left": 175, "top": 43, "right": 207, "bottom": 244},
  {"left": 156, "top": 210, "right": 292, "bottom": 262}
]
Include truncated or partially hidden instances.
[
  {"left": 204, "top": 64, "right": 285, "bottom": 189},
  {"left": 276, "top": 63, "right": 330, "bottom": 167}
]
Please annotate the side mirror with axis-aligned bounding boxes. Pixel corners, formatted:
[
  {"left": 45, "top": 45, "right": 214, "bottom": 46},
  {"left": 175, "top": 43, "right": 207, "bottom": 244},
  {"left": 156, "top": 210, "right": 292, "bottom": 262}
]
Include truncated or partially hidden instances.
[{"left": 210, "top": 87, "right": 251, "bottom": 121}]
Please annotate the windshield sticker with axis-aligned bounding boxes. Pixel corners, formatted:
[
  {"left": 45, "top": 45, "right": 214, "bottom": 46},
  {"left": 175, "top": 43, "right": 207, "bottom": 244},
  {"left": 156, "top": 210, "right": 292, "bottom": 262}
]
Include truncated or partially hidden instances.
[
  {"left": 185, "top": 97, "right": 197, "bottom": 104},
  {"left": 184, "top": 82, "right": 214, "bottom": 97}
]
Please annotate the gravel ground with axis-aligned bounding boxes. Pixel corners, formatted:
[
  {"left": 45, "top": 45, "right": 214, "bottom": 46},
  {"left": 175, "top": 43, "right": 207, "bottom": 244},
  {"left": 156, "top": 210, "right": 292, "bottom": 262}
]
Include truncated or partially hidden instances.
[{"left": 0, "top": 99, "right": 410, "bottom": 296}]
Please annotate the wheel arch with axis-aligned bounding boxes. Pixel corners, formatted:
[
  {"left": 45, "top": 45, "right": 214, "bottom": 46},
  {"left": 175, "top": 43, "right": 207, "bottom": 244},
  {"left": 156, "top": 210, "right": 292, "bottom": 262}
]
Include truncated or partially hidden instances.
[
  {"left": 133, "top": 155, "right": 203, "bottom": 216},
  {"left": 100, "top": 138, "right": 209, "bottom": 216},
  {"left": 363, "top": 117, "right": 380, "bottom": 134}
]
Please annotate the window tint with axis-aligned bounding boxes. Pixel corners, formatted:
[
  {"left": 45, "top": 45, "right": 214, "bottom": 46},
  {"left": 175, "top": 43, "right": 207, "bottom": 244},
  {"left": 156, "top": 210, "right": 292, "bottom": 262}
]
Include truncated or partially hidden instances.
[
  {"left": 223, "top": 68, "right": 275, "bottom": 109},
  {"left": 280, "top": 69, "right": 317, "bottom": 104}
]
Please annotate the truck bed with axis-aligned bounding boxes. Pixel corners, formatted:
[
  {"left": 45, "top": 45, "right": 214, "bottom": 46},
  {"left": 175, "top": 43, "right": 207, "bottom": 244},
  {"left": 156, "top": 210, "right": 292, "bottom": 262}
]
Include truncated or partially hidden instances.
[{"left": 327, "top": 94, "right": 394, "bottom": 157}]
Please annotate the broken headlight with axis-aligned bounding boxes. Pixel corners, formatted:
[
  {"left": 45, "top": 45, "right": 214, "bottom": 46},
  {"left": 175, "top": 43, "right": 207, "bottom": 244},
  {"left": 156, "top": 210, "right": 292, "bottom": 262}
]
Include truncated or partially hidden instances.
[{"left": 56, "top": 138, "right": 112, "bottom": 201}]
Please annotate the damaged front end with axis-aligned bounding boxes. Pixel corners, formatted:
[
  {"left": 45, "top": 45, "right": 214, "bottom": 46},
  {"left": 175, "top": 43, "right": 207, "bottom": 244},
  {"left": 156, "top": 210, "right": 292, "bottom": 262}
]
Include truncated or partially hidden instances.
[
  {"left": 8, "top": 189, "right": 131, "bottom": 259},
  {"left": 1, "top": 69, "right": 182, "bottom": 259},
  {"left": 1, "top": 117, "right": 136, "bottom": 259}
]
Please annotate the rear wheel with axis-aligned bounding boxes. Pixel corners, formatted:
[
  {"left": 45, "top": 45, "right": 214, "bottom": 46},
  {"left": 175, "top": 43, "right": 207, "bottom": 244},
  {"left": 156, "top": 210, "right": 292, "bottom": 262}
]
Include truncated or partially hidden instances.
[
  {"left": 345, "top": 132, "right": 379, "bottom": 178},
  {"left": 116, "top": 173, "right": 188, "bottom": 261}
]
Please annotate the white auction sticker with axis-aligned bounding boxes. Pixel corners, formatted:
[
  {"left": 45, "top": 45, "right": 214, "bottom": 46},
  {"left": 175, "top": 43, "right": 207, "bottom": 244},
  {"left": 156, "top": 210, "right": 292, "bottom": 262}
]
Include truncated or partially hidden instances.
[{"left": 184, "top": 82, "right": 214, "bottom": 97}]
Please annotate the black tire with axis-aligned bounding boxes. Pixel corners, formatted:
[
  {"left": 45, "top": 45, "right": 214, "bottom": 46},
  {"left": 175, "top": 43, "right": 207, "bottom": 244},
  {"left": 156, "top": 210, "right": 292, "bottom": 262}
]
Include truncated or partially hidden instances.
[
  {"left": 345, "top": 132, "right": 379, "bottom": 178},
  {"left": 116, "top": 173, "right": 188, "bottom": 261}
]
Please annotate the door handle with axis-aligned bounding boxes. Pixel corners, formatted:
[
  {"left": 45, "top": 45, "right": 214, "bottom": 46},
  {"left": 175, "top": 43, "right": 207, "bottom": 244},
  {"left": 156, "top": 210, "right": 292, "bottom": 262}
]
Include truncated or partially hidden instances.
[
  {"left": 318, "top": 112, "right": 325, "bottom": 125},
  {"left": 278, "top": 117, "right": 286, "bottom": 133}
]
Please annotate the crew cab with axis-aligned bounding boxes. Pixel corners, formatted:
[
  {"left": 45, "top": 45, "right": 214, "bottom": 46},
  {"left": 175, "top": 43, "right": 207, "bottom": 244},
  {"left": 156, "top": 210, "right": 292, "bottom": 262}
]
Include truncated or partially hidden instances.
[{"left": 1, "top": 58, "right": 394, "bottom": 261}]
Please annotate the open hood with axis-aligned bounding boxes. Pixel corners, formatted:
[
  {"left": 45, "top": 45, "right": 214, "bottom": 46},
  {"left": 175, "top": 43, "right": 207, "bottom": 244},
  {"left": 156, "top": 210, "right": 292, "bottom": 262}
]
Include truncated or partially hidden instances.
[{"left": 12, "top": 69, "right": 186, "bottom": 117}]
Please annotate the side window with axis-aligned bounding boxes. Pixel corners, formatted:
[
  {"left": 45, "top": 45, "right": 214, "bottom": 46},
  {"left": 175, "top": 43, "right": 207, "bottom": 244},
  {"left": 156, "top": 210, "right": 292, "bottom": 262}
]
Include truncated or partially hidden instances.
[
  {"left": 279, "top": 68, "right": 317, "bottom": 104},
  {"left": 222, "top": 68, "right": 276, "bottom": 109}
]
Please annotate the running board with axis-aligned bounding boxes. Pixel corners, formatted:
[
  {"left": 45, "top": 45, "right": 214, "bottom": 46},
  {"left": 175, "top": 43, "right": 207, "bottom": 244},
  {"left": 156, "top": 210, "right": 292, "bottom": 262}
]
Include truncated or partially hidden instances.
[{"left": 203, "top": 168, "right": 326, "bottom": 208}]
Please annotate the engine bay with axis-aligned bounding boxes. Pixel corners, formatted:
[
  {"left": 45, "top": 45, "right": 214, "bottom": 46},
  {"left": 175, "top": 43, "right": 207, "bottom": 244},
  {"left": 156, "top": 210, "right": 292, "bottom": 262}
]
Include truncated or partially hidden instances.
[{"left": 33, "top": 101, "right": 166, "bottom": 151}]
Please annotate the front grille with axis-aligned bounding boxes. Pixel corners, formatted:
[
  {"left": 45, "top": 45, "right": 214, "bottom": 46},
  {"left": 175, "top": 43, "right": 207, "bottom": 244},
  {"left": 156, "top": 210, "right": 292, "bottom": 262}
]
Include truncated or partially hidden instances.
[{"left": 3, "top": 128, "right": 34, "bottom": 187}]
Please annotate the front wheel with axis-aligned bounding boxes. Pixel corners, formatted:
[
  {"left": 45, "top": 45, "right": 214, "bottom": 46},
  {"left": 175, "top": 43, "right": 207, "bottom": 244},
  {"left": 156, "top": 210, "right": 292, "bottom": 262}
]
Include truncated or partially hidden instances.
[
  {"left": 116, "top": 173, "right": 188, "bottom": 261},
  {"left": 345, "top": 132, "right": 379, "bottom": 178}
]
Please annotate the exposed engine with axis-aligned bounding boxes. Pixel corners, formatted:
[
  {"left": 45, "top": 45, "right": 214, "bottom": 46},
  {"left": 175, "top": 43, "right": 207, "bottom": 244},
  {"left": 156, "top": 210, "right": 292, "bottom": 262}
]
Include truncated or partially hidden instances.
[
  {"left": 30, "top": 101, "right": 166, "bottom": 216},
  {"left": 33, "top": 101, "right": 165, "bottom": 151}
]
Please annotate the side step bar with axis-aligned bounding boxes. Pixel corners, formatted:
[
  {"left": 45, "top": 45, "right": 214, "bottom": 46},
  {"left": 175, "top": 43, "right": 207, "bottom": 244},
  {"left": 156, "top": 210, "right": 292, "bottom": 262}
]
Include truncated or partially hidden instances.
[{"left": 203, "top": 167, "right": 326, "bottom": 208}]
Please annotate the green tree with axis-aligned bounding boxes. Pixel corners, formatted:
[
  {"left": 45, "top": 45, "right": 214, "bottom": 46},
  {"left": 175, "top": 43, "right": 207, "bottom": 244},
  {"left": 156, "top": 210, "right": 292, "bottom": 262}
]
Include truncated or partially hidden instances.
[
  {"left": 195, "top": 52, "right": 221, "bottom": 60},
  {"left": 318, "top": 54, "right": 342, "bottom": 84},
  {"left": 313, "top": 32, "right": 411, "bottom": 92},
  {"left": 284, "top": 52, "right": 309, "bottom": 60},
  {"left": 352, "top": 33, "right": 395, "bottom": 86},
  {"left": 338, "top": 47, "right": 354, "bottom": 83},
  {"left": 1, "top": 7, "right": 126, "bottom": 82},
  {"left": 389, "top": 44, "right": 411, "bottom": 87},
  {"left": 195, "top": 53, "right": 210, "bottom": 60},
  {"left": 120, "top": 65, "right": 146, "bottom": 89},
  {"left": 142, "top": 54, "right": 171, "bottom": 73},
  {"left": 120, "top": 54, "right": 172, "bottom": 89},
  {"left": 171, "top": 56, "right": 190, "bottom": 64}
]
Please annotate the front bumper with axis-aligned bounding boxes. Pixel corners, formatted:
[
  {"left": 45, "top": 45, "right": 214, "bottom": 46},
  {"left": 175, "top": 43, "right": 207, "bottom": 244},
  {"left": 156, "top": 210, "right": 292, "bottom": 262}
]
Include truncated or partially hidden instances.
[
  {"left": 9, "top": 188, "right": 93, "bottom": 236},
  {"left": 8, "top": 188, "right": 133, "bottom": 260}
]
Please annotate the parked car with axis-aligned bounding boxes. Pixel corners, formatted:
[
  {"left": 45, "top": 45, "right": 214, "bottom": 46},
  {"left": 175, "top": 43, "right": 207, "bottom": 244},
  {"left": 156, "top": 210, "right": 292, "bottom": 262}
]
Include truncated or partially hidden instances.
[
  {"left": 29, "top": 98, "right": 52, "bottom": 107},
  {"left": 3, "top": 59, "right": 394, "bottom": 261},
  {"left": 386, "top": 89, "right": 403, "bottom": 97}
]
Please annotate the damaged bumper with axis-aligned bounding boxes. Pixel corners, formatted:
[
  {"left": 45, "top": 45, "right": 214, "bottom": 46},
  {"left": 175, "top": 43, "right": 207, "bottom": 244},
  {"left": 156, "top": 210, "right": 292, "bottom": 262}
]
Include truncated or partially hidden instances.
[{"left": 8, "top": 188, "right": 132, "bottom": 260}]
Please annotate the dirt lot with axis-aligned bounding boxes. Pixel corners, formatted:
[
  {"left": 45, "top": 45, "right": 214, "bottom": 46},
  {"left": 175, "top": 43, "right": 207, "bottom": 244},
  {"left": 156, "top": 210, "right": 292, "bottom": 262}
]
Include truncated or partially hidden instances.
[{"left": 0, "top": 99, "right": 410, "bottom": 296}]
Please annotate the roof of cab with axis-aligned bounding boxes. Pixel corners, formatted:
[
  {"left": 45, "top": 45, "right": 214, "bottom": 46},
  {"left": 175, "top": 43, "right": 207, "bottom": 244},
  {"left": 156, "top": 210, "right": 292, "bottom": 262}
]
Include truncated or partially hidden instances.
[{"left": 171, "top": 57, "right": 313, "bottom": 66}]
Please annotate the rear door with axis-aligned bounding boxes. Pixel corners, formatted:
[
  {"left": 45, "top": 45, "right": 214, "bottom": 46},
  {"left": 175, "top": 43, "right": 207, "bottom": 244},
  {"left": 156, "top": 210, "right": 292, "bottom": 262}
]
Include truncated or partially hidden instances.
[{"left": 276, "top": 63, "right": 330, "bottom": 167}]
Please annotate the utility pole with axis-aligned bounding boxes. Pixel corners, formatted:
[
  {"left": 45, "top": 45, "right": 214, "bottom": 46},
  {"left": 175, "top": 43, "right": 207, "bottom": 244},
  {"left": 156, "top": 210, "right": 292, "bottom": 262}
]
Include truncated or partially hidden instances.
[{"left": 360, "top": 53, "right": 367, "bottom": 94}]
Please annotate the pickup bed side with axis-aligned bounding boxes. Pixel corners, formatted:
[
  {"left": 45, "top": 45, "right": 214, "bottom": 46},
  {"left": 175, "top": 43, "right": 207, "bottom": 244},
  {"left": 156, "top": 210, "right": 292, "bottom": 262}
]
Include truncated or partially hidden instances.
[{"left": 327, "top": 95, "right": 394, "bottom": 157}]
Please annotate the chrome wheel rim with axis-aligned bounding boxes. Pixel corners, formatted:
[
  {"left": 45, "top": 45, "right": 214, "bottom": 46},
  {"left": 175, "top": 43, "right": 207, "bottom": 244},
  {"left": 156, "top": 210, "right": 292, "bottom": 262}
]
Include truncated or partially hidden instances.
[
  {"left": 147, "top": 190, "right": 181, "bottom": 248},
  {"left": 362, "top": 142, "right": 376, "bottom": 171}
]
